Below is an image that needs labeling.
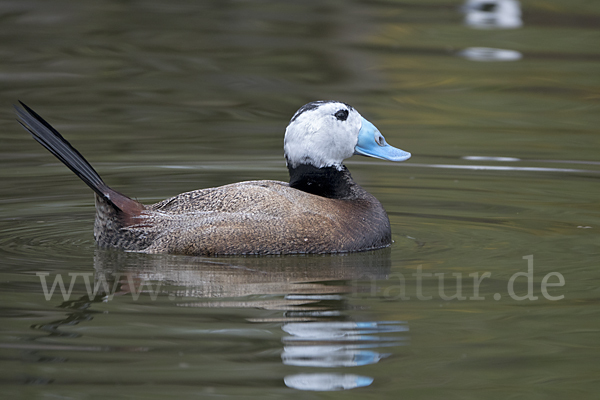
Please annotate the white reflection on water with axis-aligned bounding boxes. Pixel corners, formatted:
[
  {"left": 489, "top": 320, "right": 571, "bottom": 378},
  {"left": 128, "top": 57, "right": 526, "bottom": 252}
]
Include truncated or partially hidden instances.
[
  {"left": 282, "top": 320, "right": 408, "bottom": 391},
  {"left": 462, "top": 0, "right": 522, "bottom": 29},
  {"left": 463, "top": 156, "right": 522, "bottom": 162},
  {"left": 458, "top": 47, "right": 523, "bottom": 62},
  {"left": 462, "top": 156, "right": 600, "bottom": 166},
  {"left": 404, "top": 163, "right": 596, "bottom": 173},
  {"left": 460, "top": 0, "right": 522, "bottom": 62},
  {"left": 353, "top": 160, "right": 600, "bottom": 174},
  {"left": 284, "top": 373, "right": 374, "bottom": 392}
]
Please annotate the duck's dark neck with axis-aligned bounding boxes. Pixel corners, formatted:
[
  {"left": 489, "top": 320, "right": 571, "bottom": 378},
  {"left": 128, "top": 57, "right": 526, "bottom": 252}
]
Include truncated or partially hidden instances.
[{"left": 288, "top": 163, "right": 355, "bottom": 199}]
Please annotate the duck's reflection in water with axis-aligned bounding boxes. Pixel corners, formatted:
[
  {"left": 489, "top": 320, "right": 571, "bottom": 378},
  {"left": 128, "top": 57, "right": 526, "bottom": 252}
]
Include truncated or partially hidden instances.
[
  {"left": 92, "top": 248, "right": 393, "bottom": 309},
  {"left": 92, "top": 249, "right": 409, "bottom": 391}
]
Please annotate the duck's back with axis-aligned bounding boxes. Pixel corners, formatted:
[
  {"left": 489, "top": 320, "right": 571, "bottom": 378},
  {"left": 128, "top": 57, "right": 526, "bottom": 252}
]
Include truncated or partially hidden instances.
[{"left": 123, "top": 180, "right": 391, "bottom": 255}]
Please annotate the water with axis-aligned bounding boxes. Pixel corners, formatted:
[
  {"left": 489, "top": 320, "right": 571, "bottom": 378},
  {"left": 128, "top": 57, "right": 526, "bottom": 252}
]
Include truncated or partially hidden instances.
[{"left": 1, "top": 0, "right": 599, "bottom": 398}]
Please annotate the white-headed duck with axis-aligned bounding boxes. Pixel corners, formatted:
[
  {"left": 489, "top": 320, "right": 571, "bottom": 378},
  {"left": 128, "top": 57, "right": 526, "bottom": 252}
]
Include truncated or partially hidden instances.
[{"left": 16, "top": 100, "right": 410, "bottom": 255}]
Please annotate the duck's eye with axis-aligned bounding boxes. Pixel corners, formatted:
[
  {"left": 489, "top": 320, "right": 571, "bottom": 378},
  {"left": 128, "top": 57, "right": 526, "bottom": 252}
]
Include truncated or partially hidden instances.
[
  {"left": 334, "top": 109, "right": 349, "bottom": 121},
  {"left": 375, "top": 133, "right": 386, "bottom": 147}
]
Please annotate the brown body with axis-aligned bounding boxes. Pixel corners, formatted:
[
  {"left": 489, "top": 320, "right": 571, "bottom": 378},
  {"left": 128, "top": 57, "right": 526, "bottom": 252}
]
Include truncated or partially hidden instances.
[{"left": 95, "top": 173, "right": 392, "bottom": 256}]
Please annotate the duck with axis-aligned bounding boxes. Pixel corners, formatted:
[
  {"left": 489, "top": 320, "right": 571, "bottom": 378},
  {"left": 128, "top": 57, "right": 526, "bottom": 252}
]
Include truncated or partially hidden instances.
[{"left": 15, "top": 100, "right": 411, "bottom": 256}]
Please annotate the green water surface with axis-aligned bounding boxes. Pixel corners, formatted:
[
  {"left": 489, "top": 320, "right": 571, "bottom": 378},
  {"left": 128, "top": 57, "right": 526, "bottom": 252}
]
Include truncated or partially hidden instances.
[{"left": 0, "top": 0, "right": 599, "bottom": 399}]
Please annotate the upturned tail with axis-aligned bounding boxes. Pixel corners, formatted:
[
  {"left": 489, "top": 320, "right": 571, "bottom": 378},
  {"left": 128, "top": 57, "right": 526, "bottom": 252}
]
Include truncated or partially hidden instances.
[{"left": 15, "top": 102, "right": 145, "bottom": 220}]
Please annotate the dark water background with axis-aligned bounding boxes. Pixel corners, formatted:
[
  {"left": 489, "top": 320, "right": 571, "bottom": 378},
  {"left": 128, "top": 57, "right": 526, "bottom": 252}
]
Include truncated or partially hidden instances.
[{"left": 0, "top": 0, "right": 599, "bottom": 398}]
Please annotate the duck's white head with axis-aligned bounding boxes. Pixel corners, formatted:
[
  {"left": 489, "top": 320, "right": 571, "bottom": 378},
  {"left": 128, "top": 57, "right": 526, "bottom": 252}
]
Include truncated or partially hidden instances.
[{"left": 284, "top": 101, "right": 411, "bottom": 170}]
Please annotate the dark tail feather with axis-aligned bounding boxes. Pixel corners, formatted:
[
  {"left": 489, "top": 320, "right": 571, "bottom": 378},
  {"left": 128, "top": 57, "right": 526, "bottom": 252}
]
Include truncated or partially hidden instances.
[
  {"left": 15, "top": 102, "right": 144, "bottom": 217},
  {"left": 15, "top": 101, "right": 108, "bottom": 199}
]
